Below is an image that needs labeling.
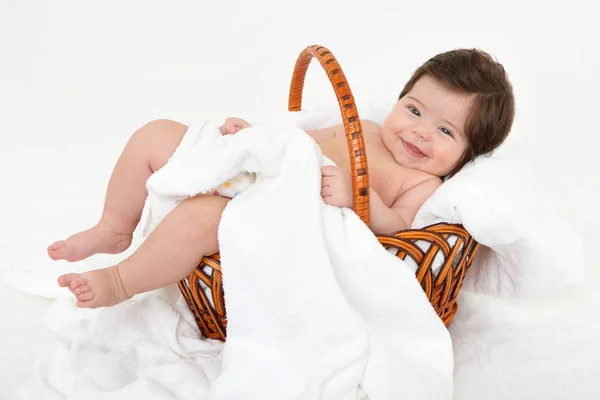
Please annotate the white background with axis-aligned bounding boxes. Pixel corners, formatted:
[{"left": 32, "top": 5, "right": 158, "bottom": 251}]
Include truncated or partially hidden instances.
[{"left": 1, "top": 0, "right": 599, "bottom": 398}]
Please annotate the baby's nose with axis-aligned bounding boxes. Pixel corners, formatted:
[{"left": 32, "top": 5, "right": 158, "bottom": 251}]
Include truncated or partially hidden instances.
[{"left": 413, "top": 124, "right": 431, "bottom": 140}]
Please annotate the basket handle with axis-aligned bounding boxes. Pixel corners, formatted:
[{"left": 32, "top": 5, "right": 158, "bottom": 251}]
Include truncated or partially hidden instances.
[{"left": 288, "top": 45, "right": 370, "bottom": 226}]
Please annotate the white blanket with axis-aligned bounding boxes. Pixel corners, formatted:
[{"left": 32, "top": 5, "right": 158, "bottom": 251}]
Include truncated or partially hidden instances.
[
  {"left": 7, "top": 118, "right": 453, "bottom": 400},
  {"left": 142, "top": 122, "right": 453, "bottom": 399},
  {"left": 412, "top": 150, "right": 585, "bottom": 298},
  {"left": 7, "top": 104, "right": 584, "bottom": 400}
]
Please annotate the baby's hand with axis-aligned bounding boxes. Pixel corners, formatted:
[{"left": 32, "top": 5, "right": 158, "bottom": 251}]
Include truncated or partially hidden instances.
[
  {"left": 219, "top": 117, "right": 251, "bottom": 135},
  {"left": 321, "top": 166, "right": 353, "bottom": 208}
]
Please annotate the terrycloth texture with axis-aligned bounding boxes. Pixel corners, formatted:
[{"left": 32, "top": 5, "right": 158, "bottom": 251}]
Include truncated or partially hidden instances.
[
  {"left": 143, "top": 122, "right": 453, "bottom": 399},
  {"left": 8, "top": 282, "right": 225, "bottom": 400},
  {"left": 412, "top": 154, "right": 586, "bottom": 298},
  {"left": 7, "top": 103, "right": 585, "bottom": 399},
  {"left": 7, "top": 118, "right": 453, "bottom": 400}
]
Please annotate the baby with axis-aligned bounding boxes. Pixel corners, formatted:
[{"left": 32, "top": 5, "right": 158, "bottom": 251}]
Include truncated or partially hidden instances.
[{"left": 48, "top": 48, "right": 514, "bottom": 308}]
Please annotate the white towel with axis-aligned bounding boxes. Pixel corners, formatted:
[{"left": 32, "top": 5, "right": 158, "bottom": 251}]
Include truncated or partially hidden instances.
[
  {"left": 8, "top": 282, "right": 225, "bottom": 400},
  {"left": 8, "top": 103, "right": 583, "bottom": 399},
  {"left": 412, "top": 153, "right": 585, "bottom": 298},
  {"left": 142, "top": 122, "right": 453, "bottom": 399},
  {"left": 8, "top": 117, "right": 453, "bottom": 399}
]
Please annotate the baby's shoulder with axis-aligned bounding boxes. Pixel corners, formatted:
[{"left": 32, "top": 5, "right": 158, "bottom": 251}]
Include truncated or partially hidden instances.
[
  {"left": 329, "top": 119, "right": 380, "bottom": 137},
  {"left": 360, "top": 119, "right": 382, "bottom": 132}
]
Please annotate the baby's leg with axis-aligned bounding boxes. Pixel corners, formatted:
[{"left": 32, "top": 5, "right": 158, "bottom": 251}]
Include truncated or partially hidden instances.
[
  {"left": 58, "top": 194, "right": 229, "bottom": 308},
  {"left": 48, "top": 119, "right": 188, "bottom": 262}
]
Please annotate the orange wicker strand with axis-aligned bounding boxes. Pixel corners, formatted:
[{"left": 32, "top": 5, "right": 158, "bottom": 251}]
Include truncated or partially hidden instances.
[{"left": 177, "top": 45, "right": 481, "bottom": 341}]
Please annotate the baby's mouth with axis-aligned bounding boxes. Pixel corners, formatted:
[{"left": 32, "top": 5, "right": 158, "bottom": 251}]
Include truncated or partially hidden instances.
[{"left": 402, "top": 140, "right": 426, "bottom": 158}]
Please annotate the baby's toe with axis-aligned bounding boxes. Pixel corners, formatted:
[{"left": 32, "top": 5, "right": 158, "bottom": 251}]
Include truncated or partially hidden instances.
[
  {"left": 76, "top": 300, "right": 92, "bottom": 308},
  {"left": 48, "top": 241, "right": 70, "bottom": 260},
  {"left": 69, "top": 277, "right": 88, "bottom": 290},
  {"left": 73, "top": 284, "right": 91, "bottom": 295},
  {"left": 77, "top": 291, "right": 95, "bottom": 302},
  {"left": 48, "top": 241, "right": 65, "bottom": 251},
  {"left": 57, "top": 273, "right": 81, "bottom": 287}
]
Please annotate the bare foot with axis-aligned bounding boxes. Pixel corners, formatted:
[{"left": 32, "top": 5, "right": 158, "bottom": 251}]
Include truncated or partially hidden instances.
[
  {"left": 58, "top": 266, "right": 131, "bottom": 308},
  {"left": 47, "top": 219, "right": 132, "bottom": 262}
]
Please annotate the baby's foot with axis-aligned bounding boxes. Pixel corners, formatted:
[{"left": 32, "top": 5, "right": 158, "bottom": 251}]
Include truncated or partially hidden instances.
[
  {"left": 48, "top": 219, "right": 132, "bottom": 262},
  {"left": 58, "top": 266, "right": 131, "bottom": 308}
]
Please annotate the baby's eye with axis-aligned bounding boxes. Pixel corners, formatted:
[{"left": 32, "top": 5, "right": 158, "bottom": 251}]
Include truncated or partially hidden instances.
[
  {"left": 439, "top": 127, "right": 452, "bottom": 136},
  {"left": 408, "top": 107, "right": 421, "bottom": 117}
]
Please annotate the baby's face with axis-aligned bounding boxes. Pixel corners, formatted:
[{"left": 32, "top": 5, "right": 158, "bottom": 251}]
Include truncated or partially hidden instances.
[{"left": 382, "top": 75, "right": 472, "bottom": 177}]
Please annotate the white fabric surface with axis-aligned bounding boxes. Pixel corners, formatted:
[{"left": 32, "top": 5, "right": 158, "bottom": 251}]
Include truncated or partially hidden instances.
[
  {"left": 142, "top": 122, "right": 453, "bottom": 399},
  {"left": 7, "top": 114, "right": 453, "bottom": 399},
  {"left": 413, "top": 152, "right": 585, "bottom": 298},
  {"left": 5, "top": 103, "right": 586, "bottom": 399},
  {"left": 8, "top": 285, "right": 224, "bottom": 400}
]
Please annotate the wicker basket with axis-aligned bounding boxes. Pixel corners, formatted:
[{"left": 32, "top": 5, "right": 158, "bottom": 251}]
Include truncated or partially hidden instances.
[{"left": 178, "top": 45, "right": 480, "bottom": 341}]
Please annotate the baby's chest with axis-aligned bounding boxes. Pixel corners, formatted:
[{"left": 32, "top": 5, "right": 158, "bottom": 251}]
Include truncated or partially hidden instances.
[
  {"left": 367, "top": 164, "right": 404, "bottom": 207},
  {"left": 319, "top": 135, "right": 404, "bottom": 207}
]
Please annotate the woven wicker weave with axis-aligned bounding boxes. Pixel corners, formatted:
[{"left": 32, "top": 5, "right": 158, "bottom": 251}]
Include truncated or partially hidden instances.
[{"left": 178, "top": 45, "right": 480, "bottom": 341}]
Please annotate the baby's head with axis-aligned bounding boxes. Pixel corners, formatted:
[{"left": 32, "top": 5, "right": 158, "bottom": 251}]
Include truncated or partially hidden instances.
[{"left": 382, "top": 48, "right": 515, "bottom": 177}]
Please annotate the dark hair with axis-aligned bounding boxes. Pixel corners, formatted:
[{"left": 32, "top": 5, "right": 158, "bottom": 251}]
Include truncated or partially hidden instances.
[{"left": 399, "top": 48, "right": 515, "bottom": 176}]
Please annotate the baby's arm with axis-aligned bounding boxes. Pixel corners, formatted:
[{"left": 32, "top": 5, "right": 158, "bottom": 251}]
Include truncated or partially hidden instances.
[
  {"left": 306, "top": 121, "right": 376, "bottom": 143},
  {"left": 305, "top": 125, "right": 339, "bottom": 143},
  {"left": 368, "top": 178, "right": 441, "bottom": 234}
]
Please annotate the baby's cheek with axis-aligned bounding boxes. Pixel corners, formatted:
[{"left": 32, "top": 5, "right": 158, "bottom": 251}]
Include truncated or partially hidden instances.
[
  {"left": 383, "top": 132, "right": 401, "bottom": 154},
  {"left": 436, "top": 145, "right": 460, "bottom": 172}
]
